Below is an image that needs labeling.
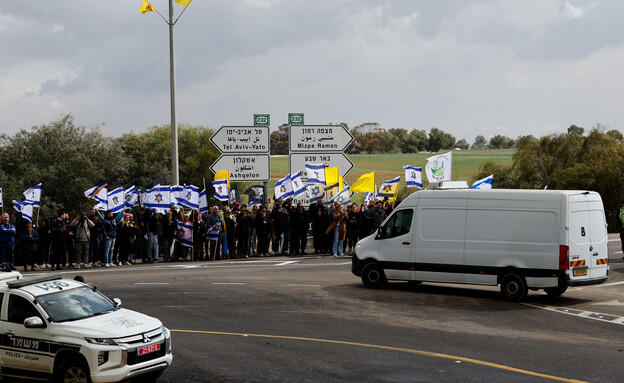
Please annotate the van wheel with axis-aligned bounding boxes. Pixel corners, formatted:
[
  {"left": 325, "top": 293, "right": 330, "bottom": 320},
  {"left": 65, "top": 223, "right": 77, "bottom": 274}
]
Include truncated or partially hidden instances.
[
  {"left": 500, "top": 273, "right": 528, "bottom": 302},
  {"left": 361, "top": 263, "right": 386, "bottom": 288},
  {"left": 56, "top": 358, "right": 91, "bottom": 383},
  {"left": 544, "top": 284, "right": 568, "bottom": 297}
]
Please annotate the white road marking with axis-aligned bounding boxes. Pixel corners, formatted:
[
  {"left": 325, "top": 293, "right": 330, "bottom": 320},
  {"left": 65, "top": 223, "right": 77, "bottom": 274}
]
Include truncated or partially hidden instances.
[
  {"left": 522, "top": 303, "right": 624, "bottom": 326},
  {"left": 285, "top": 284, "right": 321, "bottom": 287},
  {"left": 591, "top": 300, "right": 624, "bottom": 306},
  {"left": 212, "top": 282, "right": 246, "bottom": 285},
  {"left": 274, "top": 261, "right": 299, "bottom": 266},
  {"left": 134, "top": 282, "right": 170, "bottom": 285}
]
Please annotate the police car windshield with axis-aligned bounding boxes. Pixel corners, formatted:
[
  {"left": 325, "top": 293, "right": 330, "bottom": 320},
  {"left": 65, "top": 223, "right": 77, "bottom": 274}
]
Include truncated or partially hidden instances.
[{"left": 35, "top": 286, "right": 118, "bottom": 322}]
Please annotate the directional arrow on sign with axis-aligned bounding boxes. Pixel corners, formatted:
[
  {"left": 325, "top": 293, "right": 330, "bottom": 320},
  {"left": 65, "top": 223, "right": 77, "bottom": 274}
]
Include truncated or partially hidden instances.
[
  {"left": 289, "top": 152, "right": 354, "bottom": 178},
  {"left": 289, "top": 125, "right": 354, "bottom": 152}
]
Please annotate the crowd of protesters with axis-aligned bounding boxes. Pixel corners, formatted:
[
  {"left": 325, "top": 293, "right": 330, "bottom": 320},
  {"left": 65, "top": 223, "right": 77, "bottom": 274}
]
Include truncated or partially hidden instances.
[{"left": 0, "top": 197, "right": 395, "bottom": 272}]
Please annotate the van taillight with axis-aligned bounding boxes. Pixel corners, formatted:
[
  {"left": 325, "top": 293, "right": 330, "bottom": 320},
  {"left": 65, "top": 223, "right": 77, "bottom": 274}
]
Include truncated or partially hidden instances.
[{"left": 559, "top": 245, "right": 569, "bottom": 270}]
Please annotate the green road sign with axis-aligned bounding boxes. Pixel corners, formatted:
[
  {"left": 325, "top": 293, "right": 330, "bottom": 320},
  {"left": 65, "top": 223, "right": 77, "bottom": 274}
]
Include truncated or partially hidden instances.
[
  {"left": 288, "top": 113, "right": 304, "bottom": 125},
  {"left": 254, "top": 114, "right": 270, "bottom": 126}
]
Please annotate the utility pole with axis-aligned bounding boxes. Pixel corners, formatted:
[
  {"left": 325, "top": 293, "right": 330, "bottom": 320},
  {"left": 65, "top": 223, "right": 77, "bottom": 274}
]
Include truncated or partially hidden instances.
[{"left": 169, "top": 0, "right": 179, "bottom": 186}]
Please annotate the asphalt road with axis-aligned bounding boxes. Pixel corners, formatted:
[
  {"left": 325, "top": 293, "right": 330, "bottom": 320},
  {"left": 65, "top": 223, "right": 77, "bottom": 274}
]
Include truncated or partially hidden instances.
[{"left": 18, "top": 235, "right": 624, "bottom": 382}]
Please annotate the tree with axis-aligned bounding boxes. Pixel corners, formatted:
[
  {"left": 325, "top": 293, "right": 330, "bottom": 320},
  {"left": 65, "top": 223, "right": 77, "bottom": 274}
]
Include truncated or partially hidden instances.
[
  {"left": 471, "top": 135, "right": 487, "bottom": 150},
  {"left": 455, "top": 139, "right": 470, "bottom": 150},
  {"left": 567, "top": 125, "right": 584, "bottom": 136},
  {"left": 270, "top": 124, "right": 289, "bottom": 155},
  {"left": 489, "top": 135, "right": 512, "bottom": 149},
  {"left": 407, "top": 129, "right": 428, "bottom": 152}
]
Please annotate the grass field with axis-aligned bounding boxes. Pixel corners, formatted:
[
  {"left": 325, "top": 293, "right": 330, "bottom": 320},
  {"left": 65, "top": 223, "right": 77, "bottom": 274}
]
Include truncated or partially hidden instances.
[{"left": 270, "top": 149, "right": 514, "bottom": 185}]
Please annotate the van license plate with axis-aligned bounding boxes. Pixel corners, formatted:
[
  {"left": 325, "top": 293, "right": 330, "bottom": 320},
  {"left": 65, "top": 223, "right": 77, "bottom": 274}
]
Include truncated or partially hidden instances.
[
  {"left": 573, "top": 268, "right": 587, "bottom": 277},
  {"left": 138, "top": 343, "right": 160, "bottom": 356}
]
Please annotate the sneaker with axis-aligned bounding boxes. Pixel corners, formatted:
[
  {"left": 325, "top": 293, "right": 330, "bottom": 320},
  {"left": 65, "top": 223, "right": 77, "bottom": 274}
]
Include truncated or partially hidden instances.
[
  {"left": 105, "top": 263, "right": 110, "bottom": 268},
  {"left": 74, "top": 265, "right": 80, "bottom": 269},
  {"left": 85, "top": 263, "right": 92, "bottom": 268},
  {"left": 111, "top": 263, "right": 116, "bottom": 267},
  {"left": 117, "top": 262, "right": 122, "bottom": 266},
  {"left": 124, "top": 261, "right": 131, "bottom": 266}
]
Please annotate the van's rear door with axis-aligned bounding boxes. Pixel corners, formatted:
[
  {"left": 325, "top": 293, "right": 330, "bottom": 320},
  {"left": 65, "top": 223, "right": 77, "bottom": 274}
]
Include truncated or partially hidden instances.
[{"left": 568, "top": 193, "right": 608, "bottom": 283}]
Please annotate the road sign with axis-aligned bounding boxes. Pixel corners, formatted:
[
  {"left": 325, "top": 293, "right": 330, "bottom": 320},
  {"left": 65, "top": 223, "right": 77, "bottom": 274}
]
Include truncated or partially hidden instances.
[
  {"left": 289, "top": 152, "right": 354, "bottom": 178},
  {"left": 288, "top": 113, "right": 304, "bottom": 125},
  {"left": 289, "top": 125, "right": 353, "bottom": 152},
  {"left": 210, "top": 154, "right": 270, "bottom": 182},
  {"left": 253, "top": 114, "right": 270, "bottom": 127},
  {"left": 210, "top": 126, "right": 269, "bottom": 153}
]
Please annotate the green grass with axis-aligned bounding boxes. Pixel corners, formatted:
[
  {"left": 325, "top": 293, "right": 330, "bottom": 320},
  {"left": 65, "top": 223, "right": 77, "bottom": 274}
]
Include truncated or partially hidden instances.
[{"left": 270, "top": 149, "right": 514, "bottom": 186}]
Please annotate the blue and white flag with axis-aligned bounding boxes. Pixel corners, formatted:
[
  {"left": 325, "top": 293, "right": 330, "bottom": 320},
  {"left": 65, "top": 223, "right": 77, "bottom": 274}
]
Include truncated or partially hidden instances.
[
  {"left": 23, "top": 183, "right": 42, "bottom": 207},
  {"left": 305, "top": 163, "right": 326, "bottom": 185},
  {"left": 0, "top": 188, "right": 3, "bottom": 208},
  {"left": 177, "top": 220, "right": 193, "bottom": 247},
  {"left": 332, "top": 186, "right": 353, "bottom": 206},
  {"left": 124, "top": 186, "right": 139, "bottom": 209},
  {"left": 144, "top": 185, "right": 171, "bottom": 213},
  {"left": 85, "top": 184, "right": 107, "bottom": 204},
  {"left": 290, "top": 172, "right": 306, "bottom": 197},
  {"left": 199, "top": 189, "right": 209, "bottom": 214},
  {"left": 179, "top": 184, "right": 199, "bottom": 210},
  {"left": 275, "top": 175, "right": 294, "bottom": 201},
  {"left": 13, "top": 200, "right": 34, "bottom": 222},
  {"left": 364, "top": 192, "right": 374, "bottom": 205},
  {"left": 377, "top": 176, "right": 401, "bottom": 200},
  {"left": 471, "top": 174, "right": 493, "bottom": 190},
  {"left": 107, "top": 187, "right": 125, "bottom": 213},
  {"left": 212, "top": 180, "right": 229, "bottom": 202},
  {"left": 170, "top": 185, "right": 184, "bottom": 207},
  {"left": 404, "top": 166, "right": 423, "bottom": 188},
  {"left": 206, "top": 219, "right": 221, "bottom": 241},
  {"left": 306, "top": 183, "right": 325, "bottom": 204}
]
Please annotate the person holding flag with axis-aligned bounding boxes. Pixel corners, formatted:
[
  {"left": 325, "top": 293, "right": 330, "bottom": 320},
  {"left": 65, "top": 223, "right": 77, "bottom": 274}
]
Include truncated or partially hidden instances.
[
  {"left": 0, "top": 213, "right": 17, "bottom": 271},
  {"left": 325, "top": 204, "right": 347, "bottom": 257}
]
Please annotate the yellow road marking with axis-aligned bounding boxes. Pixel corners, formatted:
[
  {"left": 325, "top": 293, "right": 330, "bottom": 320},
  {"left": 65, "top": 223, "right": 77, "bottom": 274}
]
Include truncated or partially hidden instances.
[{"left": 171, "top": 329, "right": 588, "bottom": 383}]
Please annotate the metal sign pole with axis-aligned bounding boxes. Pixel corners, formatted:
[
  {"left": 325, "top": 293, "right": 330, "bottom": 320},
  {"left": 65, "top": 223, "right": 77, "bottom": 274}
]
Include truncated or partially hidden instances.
[{"left": 169, "top": 0, "right": 179, "bottom": 186}]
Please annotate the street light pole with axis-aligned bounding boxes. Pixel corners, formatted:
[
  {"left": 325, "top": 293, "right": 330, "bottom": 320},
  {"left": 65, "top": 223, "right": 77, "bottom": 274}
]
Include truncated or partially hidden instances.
[{"left": 169, "top": 0, "right": 179, "bottom": 186}]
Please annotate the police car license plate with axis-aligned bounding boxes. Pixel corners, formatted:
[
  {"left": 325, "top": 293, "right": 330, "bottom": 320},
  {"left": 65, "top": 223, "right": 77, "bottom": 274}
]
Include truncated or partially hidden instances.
[
  {"left": 573, "top": 268, "right": 587, "bottom": 276},
  {"left": 138, "top": 343, "right": 160, "bottom": 356}
]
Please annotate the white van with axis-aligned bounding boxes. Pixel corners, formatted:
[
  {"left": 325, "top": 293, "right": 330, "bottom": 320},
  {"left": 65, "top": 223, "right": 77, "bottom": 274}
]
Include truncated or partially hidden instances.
[{"left": 352, "top": 188, "right": 609, "bottom": 301}]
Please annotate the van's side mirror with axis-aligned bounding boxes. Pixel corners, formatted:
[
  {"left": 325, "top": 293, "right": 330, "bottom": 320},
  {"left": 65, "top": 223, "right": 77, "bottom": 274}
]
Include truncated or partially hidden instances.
[
  {"left": 113, "top": 298, "right": 122, "bottom": 307},
  {"left": 376, "top": 227, "right": 383, "bottom": 240}
]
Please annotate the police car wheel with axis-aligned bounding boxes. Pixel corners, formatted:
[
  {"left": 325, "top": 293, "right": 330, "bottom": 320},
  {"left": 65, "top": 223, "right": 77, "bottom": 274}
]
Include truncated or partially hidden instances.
[
  {"left": 500, "top": 273, "right": 528, "bottom": 302},
  {"left": 56, "top": 358, "right": 91, "bottom": 383},
  {"left": 361, "top": 263, "right": 387, "bottom": 289}
]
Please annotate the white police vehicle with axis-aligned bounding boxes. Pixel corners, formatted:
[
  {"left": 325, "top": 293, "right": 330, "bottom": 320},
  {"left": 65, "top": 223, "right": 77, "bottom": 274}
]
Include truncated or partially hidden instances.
[{"left": 0, "top": 272, "right": 172, "bottom": 382}]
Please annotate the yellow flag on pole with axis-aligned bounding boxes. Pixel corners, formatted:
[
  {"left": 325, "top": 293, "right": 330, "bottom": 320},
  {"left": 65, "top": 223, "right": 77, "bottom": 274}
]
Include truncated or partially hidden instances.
[
  {"left": 325, "top": 167, "right": 339, "bottom": 188},
  {"left": 350, "top": 171, "right": 375, "bottom": 193},
  {"left": 214, "top": 170, "right": 230, "bottom": 188},
  {"left": 175, "top": 0, "right": 192, "bottom": 7},
  {"left": 139, "top": 0, "right": 156, "bottom": 14}
]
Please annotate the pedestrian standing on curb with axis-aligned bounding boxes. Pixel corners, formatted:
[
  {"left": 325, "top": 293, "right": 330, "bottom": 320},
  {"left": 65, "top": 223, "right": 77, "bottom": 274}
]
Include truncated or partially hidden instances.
[
  {"left": 0, "top": 213, "right": 17, "bottom": 271},
  {"left": 619, "top": 204, "right": 624, "bottom": 259},
  {"left": 19, "top": 221, "right": 38, "bottom": 271},
  {"left": 326, "top": 204, "right": 347, "bottom": 257},
  {"left": 71, "top": 212, "right": 94, "bottom": 269}
]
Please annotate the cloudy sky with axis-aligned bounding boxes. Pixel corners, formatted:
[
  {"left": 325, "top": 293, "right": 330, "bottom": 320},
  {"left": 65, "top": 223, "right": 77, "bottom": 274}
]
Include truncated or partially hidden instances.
[{"left": 2, "top": 0, "right": 623, "bottom": 142}]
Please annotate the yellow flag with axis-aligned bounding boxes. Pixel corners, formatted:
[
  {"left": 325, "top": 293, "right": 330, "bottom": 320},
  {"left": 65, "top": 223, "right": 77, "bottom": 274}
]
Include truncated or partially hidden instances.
[
  {"left": 176, "top": 0, "right": 192, "bottom": 7},
  {"left": 339, "top": 176, "right": 343, "bottom": 192},
  {"left": 350, "top": 172, "right": 375, "bottom": 193},
  {"left": 214, "top": 169, "right": 230, "bottom": 188},
  {"left": 325, "top": 167, "right": 339, "bottom": 188},
  {"left": 139, "top": 0, "right": 156, "bottom": 14}
]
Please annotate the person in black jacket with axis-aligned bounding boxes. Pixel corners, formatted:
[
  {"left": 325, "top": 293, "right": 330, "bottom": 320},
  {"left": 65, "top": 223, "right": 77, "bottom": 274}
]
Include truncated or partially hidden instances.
[
  {"left": 49, "top": 210, "right": 66, "bottom": 270},
  {"left": 291, "top": 203, "right": 310, "bottom": 255},
  {"left": 310, "top": 201, "right": 328, "bottom": 254},
  {"left": 236, "top": 209, "right": 252, "bottom": 258},
  {"left": 255, "top": 206, "right": 270, "bottom": 257},
  {"left": 19, "top": 222, "right": 39, "bottom": 271}
]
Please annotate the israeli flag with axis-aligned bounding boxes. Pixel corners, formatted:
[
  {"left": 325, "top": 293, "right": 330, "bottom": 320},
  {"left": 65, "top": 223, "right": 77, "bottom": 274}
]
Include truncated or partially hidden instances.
[
  {"left": 23, "top": 183, "right": 42, "bottom": 207},
  {"left": 85, "top": 184, "right": 108, "bottom": 205},
  {"left": 290, "top": 172, "right": 306, "bottom": 197},
  {"left": 199, "top": 189, "right": 209, "bottom": 214},
  {"left": 364, "top": 192, "right": 374, "bottom": 205},
  {"left": 471, "top": 175, "right": 493, "bottom": 190},
  {"left": 13, "top": 200, "right": 34, "bottom": 222},
  {"left": 206, "top": 219, "right": 221, "bottom": 241},
  {"left": 377, "top": 176, "right": 400, "bottom": 198},
  {"left": 170, "top": 185, "right": 184, "bottom": 207},
  {"left": 333, "top": 186, "right": 353, "bottom": 206},
  {"left": 179, "top": 184, "right": 199, "bottom": 210},
  {"left": 404, "top": 166, "right": 423, "bottom": 188},
  {"left": 306, "top": 183, "right": 325, "bottom": 204},
  {"left": 124, "top": 186, "right": 138, "bottom": 209},
  {"left": 212, "top": 179, "right": 229, "bottom": 202},
  {"left": 275, "top": 175, "right": 294, "bottom": 201},
  {"left": 177, "top": 220, "right": 194, "bottom": 247},
  {"left": 305, "top": 163, "right": 326, "bottom": 185},
  {"left": 145, "top": 185, "right": 171, "bottom": 213},
  {"left": 107, "top": 187, "right": 125, "bottom": 213},
  {"left": 0, "top": 188, "right": 3, "bottom": 208}
]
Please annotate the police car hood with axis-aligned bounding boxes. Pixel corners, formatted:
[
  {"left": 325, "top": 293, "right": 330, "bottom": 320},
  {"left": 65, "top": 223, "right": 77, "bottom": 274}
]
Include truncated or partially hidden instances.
[{"left": 59, "top": 308, "right": 162, "bottom": 338}]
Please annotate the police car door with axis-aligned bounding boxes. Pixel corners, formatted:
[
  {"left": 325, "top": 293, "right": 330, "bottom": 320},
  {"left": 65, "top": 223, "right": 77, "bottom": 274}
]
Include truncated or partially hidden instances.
[{"left": 0, "top": 291, "right": 51, "bottom": 372}]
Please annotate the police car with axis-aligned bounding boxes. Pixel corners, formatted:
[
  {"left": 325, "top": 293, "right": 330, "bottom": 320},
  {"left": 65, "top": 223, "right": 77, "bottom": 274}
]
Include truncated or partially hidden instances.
[{"left": 0, "top": 272, "right": 172, "bottom": 382}]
